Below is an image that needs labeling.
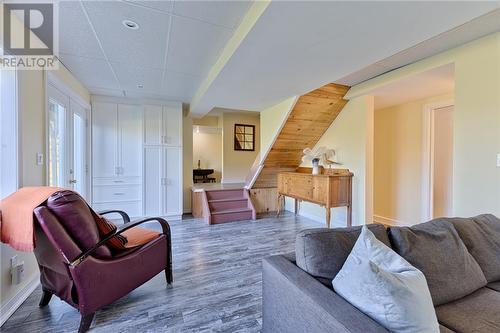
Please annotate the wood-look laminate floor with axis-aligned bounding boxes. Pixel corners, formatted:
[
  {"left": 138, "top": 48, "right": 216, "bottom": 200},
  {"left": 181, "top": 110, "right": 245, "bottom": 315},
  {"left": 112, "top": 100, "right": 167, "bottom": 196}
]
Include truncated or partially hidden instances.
[{"left": 2, "top": 213, "right": 322, "bottom": 333}]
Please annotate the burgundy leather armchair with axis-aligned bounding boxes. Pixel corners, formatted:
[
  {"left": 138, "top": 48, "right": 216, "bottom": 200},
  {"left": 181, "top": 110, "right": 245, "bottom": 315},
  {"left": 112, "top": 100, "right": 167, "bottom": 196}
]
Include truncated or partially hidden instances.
[{"left": 33, "top": 191, "right": 172, "bottom": 333}]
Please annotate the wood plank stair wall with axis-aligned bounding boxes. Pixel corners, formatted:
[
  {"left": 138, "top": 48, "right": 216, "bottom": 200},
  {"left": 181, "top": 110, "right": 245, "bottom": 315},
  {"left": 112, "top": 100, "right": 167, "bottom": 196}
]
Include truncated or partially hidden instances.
[{"left": 250, "top": 83, "right": 350, "bottom": 189}]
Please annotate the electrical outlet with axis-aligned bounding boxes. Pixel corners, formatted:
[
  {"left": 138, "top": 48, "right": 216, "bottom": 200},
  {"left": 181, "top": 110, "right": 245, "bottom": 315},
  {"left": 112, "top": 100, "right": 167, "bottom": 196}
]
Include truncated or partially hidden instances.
[
  {"left": 10, "top": 255, "right": 18, "bottom": 268},
  {"left": 36, "top": 153, "right": 44, "bottom": 165}
]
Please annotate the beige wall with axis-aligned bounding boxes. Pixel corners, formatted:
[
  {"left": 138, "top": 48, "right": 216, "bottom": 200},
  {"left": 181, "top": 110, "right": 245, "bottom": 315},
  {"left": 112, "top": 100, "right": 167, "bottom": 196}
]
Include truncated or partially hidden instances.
[
  {"left": 193, "top": 116, "right": 219, "bottom": 127},
  {"left": 1, "top": 64, "right": 90, "bottom": 316},
  {"left": 260, "top": 97, "right": 296, "bottom": 158},
  {"left": 286, "top": 96, "right": 375, "bottom": 226},
  {"left": 221, "top": 112, "right": 260, "bottom": 183},
  {"left": 374, "top": 94, "right": 453, "bottom": 225},
  {"left": 182, "top": 109, "right": 193, "bottom": 213}
]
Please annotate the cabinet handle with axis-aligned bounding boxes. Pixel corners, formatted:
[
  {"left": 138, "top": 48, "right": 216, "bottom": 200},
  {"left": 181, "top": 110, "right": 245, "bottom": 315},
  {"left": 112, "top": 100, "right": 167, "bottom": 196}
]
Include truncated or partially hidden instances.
[
  {"left": 113, "top": 180, "right": 124, "bottom": 183},
  {"left": 114, "top": 193, "right": 125, "bottom": 195},
  {"left": 115, "top": 167, "right": 120, "bottom": 175}
]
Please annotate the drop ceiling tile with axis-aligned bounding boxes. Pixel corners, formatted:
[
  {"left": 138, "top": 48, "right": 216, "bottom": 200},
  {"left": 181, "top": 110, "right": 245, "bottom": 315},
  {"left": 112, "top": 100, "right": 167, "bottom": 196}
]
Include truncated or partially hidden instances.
[
  {"left": 82, "top": 1, "right": 170, "bottom": 68},
  {"left": 173, "top": 0, "right": 251, "bottom": 29},
  {"left": 59, "top": 53, "right": 120, "bottom": 89},
  {"left": 124, "top": 0, "right": 174, "bottom": 13},
  {"left": 163, "top": 70, "right": 202, "bottom": 101},
  {"left": 111, "top": 62, "right": 164, "bottom": 93},
  {"left": 167, "top": 15, "right": 232, "bottom": 76},
  {"left": 124, "top": 89, "right": 182, "bottom": 102},
  {"left": 59, "top": 2, "right": 105, "bottom": 59},
  {"left": 89, "top": 87, "right": 125, "bottom": 97}
]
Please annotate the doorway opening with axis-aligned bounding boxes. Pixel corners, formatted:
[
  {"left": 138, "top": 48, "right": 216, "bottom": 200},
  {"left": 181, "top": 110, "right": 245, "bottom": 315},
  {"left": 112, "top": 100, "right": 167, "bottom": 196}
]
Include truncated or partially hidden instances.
[
  {"left": 192, "top": 115, "right": 222, "bottom": 184},
  {"left": 372, "top": 63, "right": 455, "bottom": 225}
]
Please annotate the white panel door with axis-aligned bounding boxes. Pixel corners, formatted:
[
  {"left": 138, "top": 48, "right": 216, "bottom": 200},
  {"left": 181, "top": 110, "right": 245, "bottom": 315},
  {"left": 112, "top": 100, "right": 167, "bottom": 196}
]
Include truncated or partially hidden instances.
[
  {"left": 163, "top": 106, "right": 181, "bottom": 146},
  {"left": 144, "top": 146, "right": 162, "bottom": 216},
  {"left": 143, "top": 105, "right": 163, "bottom": 145},
  {"left": 92, "top": 102, "right": 117, "bottom": 178},
  {"left": 164, "top": 147, "right": 181, "bottom": 216},
  {"left": 118, "top": 104, "right": 142, "bottom": 177}
]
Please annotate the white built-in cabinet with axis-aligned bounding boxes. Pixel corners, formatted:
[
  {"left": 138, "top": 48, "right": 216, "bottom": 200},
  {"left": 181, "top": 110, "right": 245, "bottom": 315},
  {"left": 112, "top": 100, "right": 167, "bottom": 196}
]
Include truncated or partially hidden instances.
[
  {"left": 142, "top": 105, "right": 183, "bottom": 218},
  {"left": 92, "top": 99, "right": 183, "bottom": 220}
]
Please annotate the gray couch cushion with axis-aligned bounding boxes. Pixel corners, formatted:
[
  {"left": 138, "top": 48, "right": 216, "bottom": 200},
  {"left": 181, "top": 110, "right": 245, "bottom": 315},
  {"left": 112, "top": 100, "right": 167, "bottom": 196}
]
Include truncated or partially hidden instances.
[
  {"left": 435, "top": 288, "right": 500, "bottom": 333},
  {"left": 389, "top": 219, "right": 487, "bottom": 306},
  {"left": 449, "top": 214, "right": 500, "bottom": 282},
  {"left": 295, "top": 224, "right": 390, "bottom": 285},
  {"left": 487, "top": 281, "right": 500, "bottom": 292}
]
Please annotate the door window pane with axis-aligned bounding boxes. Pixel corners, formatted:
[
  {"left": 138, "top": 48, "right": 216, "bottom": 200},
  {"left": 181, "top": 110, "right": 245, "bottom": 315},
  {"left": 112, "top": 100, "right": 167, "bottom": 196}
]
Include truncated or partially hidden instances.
[
  {"left": 0, "top": 69, "right": 18, "bottom": 198},
  {"left": 73, "top": 112, "right": 86, "bottom": 196},
  {"left": 48, "top": 100, "right": 66, "bottom": 187}
]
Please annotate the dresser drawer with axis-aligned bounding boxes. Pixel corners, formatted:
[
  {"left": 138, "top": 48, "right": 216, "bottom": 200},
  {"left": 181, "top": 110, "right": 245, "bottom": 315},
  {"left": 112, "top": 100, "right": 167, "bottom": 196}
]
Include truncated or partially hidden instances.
[
  {"left": 93, "top": 177, "right": 142, "bottom": 186},
  {"left": 92, "top": 201, "right": 142, "bottom": 218},
  {"left": 93, "top": 185, "right": 142, "bottom": 202}
]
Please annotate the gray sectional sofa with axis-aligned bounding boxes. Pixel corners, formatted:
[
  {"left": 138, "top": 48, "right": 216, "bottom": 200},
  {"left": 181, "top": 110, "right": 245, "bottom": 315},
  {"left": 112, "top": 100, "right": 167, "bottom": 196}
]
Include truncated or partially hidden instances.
[{"left": 262, "top": 214, "right": 500, "bottom": 333}]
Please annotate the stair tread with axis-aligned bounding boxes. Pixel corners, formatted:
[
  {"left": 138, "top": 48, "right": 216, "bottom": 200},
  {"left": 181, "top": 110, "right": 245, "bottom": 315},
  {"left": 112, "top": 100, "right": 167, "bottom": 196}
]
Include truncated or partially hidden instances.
[
  {"left": 211, "top": 208, "right": 252, "bottom": 215},
  {"left": 208, "top": 197, "right": 247, "bottom": 203}
]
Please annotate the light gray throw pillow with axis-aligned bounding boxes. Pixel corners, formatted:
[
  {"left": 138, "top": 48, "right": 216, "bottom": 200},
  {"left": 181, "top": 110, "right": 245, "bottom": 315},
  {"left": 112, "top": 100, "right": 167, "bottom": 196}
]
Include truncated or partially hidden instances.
[{"left": 332, "top": 226, "right": 439, "bottom": 333}]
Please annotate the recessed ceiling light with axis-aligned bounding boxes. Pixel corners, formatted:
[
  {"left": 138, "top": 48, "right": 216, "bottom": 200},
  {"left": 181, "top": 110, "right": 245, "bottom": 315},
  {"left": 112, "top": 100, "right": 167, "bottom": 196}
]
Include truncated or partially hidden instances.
[
  {"left": 122, "top": 19, "right": 139, "bottom": 30},
  {"left": 137, "top": 84, "right": 143, "bottom": 89}
]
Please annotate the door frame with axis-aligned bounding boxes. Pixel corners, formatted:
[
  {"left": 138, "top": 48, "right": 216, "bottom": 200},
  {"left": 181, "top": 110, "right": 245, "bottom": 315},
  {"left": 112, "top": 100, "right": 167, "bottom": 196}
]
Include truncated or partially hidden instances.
[
  {"left": 421, "top": 99, "right": 454, "bottom": 221},
  {"left": 45, "top": 71, "right": 91, "bottom": 199}
]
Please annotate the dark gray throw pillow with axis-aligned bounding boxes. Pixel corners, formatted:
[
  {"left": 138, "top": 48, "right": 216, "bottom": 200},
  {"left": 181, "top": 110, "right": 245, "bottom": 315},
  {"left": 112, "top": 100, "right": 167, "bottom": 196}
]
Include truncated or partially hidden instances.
[
  {"left": 389, "top": 219, "right": 487, "bottom": 306},
  {"left": 449, "top": 214, "right": 500, "bottom": 283},
  {"left": 295, "top": 224, "right": 390, "bottom": 285}
]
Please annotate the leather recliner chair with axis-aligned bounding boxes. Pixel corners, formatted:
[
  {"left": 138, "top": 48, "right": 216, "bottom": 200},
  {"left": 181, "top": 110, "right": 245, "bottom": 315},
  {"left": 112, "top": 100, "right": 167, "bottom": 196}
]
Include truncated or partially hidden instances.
[{"left": 33, "top": 190, "right": 172, "bottom": 332}]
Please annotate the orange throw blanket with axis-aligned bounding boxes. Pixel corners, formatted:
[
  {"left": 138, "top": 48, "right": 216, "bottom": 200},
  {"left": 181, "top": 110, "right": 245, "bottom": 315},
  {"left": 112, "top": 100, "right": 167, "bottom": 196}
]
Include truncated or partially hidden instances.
[{"left": 0, "top": 187, "right": 63, "bottom": 251}]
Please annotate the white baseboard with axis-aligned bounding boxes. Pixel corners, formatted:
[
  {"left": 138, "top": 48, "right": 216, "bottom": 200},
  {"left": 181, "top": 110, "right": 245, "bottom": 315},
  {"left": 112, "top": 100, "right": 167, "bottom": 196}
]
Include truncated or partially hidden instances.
[
  {"left": 373, "top": 215, "right": 407, "bottom": 226},
  {"left": 0, "top": 274, "right": 39, "bottom": 327}
]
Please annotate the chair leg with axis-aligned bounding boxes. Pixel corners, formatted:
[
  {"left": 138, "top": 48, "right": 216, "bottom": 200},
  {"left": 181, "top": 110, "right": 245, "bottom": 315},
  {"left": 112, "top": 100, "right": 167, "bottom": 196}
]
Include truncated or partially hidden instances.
[
  {"left": 78, "top": 313, "right": 95, "bottom": 333},
  {"left": 165, "top": 268, "right": 173, "bottom": 286},
  {"left": 39, "top": 290, "right": 53, "bottom": 307}
]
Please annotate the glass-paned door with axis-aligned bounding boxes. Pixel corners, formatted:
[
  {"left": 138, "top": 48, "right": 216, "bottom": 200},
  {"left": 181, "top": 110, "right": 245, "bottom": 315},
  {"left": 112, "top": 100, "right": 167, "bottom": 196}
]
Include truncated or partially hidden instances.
[
  {"left": 47, "top": 84, "right": 89, "bottom": 199},
  {"left": 71, "top": 102, "right": 88, "bottom": 198},
  {"left": 48, "top": 85, "right": 69, "bottom": 188}
]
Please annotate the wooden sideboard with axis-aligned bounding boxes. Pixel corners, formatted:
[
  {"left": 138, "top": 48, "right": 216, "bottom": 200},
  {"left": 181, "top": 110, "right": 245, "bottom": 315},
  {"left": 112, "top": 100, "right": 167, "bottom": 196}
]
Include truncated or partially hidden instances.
[{"left": 277, "top": 168, "right": 353, "bottom": 228}]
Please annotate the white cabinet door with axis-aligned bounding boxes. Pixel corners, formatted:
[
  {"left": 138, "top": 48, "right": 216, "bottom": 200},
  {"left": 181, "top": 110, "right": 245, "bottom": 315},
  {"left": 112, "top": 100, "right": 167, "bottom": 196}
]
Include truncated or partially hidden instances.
[
  {"left": 164, "top": 147, "right": 181, "bottom": 216},
  {"left": 163, "top": 106, "right": 181, "bottom": 146},
  {"left": 92, "top": 102, "right": 117, "bottom": 178},
  {"left": 118, "top": 104, "right": 142, "bottom": 177},
  {"left": 143, "top": 105, "right": 163, "bottom": 145},
  {"left": 144, "top": 146, "right": 162, "bottom": 216}
]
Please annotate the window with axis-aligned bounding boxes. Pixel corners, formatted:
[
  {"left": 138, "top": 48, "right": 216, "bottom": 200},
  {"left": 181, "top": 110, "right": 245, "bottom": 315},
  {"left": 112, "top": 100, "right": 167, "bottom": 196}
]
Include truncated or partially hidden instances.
[
  {"left": 0, "top": 69, "right": 19, "bottom": 198},
  {"left": 234, "top": 124, "right": 255, "bottom": 151},
  {"left": 47, "top": 98, "right": 67, "bottom": 187}
]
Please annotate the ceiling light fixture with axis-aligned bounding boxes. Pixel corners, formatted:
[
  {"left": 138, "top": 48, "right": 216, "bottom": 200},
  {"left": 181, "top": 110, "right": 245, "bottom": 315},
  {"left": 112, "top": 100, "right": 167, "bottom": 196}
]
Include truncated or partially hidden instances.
[{"left": 122, "top": 19, "right": 139, "bottom": 30}]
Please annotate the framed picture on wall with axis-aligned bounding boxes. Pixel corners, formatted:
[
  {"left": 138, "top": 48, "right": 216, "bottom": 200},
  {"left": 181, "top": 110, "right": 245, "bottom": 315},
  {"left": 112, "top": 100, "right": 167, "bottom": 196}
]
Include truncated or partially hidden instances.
[{"left": 234, "top": 124, "right": 255, "bottom": 151}]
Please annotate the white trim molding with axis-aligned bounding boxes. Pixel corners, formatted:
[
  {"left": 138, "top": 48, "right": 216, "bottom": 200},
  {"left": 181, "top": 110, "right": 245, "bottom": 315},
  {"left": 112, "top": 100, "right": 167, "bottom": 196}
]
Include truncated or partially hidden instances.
[
  {"left": 421, "top": 99, "right": 454, "bottom": 221},
  {"left": 0, "top": 274, "right": 39, "bottom": 327}
]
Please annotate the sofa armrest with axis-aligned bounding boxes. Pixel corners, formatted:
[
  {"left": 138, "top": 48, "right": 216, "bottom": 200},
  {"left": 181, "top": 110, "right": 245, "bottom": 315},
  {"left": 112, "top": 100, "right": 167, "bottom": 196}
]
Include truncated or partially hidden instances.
[{"left": 262, "top": 255, "right": 388, "bottom": 333}]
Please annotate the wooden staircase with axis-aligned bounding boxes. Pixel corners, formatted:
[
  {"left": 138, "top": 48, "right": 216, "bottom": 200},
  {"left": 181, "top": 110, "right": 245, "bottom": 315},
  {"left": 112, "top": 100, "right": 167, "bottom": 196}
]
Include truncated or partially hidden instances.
[
  {"left": 202, "top": 188, "right": 256, "bottom": 224},
  {"left": 247, "top": 83, "right": 350, "bottom": 190}
]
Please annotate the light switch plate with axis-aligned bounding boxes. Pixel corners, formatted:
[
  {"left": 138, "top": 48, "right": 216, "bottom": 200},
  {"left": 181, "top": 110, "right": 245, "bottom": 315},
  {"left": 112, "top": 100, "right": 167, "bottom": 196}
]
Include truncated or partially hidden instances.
[
  {"left": 497, "top": 153, "right": 500, "bottom": 167},
  {"left": 36, "top": 153, "right": 43, "bottom": 165}
]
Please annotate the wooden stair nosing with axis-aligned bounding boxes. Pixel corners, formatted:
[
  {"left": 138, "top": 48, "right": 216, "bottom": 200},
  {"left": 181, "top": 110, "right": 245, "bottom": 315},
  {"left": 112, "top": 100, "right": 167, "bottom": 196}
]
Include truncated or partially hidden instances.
[{"left": 211, "top": 208, "right": 253, "bottom": 215}]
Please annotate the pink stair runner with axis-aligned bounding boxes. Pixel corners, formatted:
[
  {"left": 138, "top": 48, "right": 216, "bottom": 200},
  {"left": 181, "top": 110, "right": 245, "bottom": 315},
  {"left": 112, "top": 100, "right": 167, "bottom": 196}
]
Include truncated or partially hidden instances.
[{"left": 203, "top": 188, "right": 256, "bottom": 224}]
